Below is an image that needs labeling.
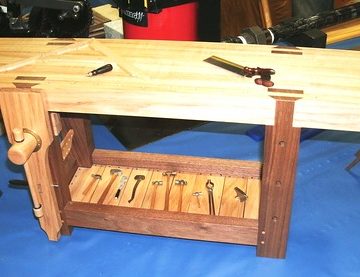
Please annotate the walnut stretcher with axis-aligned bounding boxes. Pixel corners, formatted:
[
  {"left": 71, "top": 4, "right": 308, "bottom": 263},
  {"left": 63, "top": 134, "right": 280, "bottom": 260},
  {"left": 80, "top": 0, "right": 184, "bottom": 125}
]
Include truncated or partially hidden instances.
[{"left": 0, "top": 38, "right": 359, "bottom": 259}]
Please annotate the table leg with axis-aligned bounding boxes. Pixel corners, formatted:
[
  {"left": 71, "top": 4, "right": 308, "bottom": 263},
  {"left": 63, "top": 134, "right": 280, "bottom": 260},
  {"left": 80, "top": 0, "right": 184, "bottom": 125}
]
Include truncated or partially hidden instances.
[{"left": 257, "top": 96, "right": 301, "bottom": 258}]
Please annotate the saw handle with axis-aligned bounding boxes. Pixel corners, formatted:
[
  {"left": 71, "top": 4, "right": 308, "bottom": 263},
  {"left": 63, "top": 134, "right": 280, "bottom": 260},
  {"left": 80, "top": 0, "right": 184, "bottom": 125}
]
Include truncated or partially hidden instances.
[{"left": 244, "top": 67, "right": 275, "bottom": 87}]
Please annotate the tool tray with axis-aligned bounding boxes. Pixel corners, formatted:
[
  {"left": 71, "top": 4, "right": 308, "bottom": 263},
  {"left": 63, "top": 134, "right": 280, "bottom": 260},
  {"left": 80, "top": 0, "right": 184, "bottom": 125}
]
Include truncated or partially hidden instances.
[{"left": 62, "top": 144, "right": 261, "bottom": 245}]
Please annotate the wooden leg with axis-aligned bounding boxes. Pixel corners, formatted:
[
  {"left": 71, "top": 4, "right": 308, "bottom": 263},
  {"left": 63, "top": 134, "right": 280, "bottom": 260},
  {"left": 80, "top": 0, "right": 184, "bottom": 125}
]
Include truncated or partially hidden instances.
[
  {"left": 48, "top": 113, "right": 95, "bottom": 235},
  {"left": 61, "top": 114, "right": 94, "bottom": 168},
  {"left": 257, "top": 98, "right": 301, "bottom": 258},
  {"left": 259, "top": 0, "right": 273, "bottom": 28},
  {"left": 48, "top": 137, "right": 75, "bottom": 236}
]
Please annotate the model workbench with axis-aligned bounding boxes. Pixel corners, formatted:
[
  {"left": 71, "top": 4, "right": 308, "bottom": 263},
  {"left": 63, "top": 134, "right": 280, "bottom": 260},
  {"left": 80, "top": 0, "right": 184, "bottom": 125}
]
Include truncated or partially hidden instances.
[{"left": 0, "top": 38, "right": 359, "bottom": 258}]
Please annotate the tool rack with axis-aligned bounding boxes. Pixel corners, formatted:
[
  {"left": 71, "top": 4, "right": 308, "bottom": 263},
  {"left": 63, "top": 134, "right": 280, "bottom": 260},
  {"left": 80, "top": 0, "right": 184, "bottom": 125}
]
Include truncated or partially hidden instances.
[{"left": 0, "top": 38, "right": 359, "bottom": 258}]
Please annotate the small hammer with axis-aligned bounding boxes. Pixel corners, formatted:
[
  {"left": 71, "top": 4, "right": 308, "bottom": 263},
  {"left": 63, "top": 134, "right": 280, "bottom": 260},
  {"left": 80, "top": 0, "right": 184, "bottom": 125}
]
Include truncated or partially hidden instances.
[
  {"left": 162, "top": 171, "right": 177, "bottom": 211},
  {"left": 98, "top": 168, "right": 122, "bottom": 204}
]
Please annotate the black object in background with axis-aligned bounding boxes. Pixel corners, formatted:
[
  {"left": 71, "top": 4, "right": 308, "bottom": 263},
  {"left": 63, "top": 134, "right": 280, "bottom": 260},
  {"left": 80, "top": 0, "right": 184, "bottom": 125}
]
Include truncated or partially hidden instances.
[
  {"left": 198, "top": 0, "right": 220, "bottom": 41},
  {"left": 224, "top": 2, "right": 360, "bottom": 45}
]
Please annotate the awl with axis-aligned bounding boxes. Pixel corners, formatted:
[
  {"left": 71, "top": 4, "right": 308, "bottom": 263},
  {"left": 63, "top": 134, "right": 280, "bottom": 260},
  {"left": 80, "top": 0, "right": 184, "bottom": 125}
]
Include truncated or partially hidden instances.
[{"left": 87, "top": 64, "right": 113, "bottom": 77}]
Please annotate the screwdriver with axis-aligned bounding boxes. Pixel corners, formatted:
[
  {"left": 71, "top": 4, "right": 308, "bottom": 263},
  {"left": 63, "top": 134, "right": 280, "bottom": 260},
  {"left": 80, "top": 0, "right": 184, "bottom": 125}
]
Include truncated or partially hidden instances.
[{"left": 87, "top": 64, "right": 113, "bottom": 77}]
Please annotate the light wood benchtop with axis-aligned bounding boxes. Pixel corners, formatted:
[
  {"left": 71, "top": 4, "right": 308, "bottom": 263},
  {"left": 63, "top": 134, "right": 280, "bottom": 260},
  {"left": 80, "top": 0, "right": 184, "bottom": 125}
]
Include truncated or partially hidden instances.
[{"left": 0, "top": 38, "right": 359, "bottom": 132}]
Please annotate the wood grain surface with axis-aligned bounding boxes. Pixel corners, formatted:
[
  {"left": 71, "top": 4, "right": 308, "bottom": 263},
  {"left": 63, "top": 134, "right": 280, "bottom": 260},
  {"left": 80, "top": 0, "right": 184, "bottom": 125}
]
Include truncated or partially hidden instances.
[
  {"left": 323, "top": 18, "right": 360, "bottom": 44},
  {"left": 64, "top": 201, "right": 259, "bottom": 245},
  {"left": 0, "top": 38, "right": 359, "bottom": 131}
]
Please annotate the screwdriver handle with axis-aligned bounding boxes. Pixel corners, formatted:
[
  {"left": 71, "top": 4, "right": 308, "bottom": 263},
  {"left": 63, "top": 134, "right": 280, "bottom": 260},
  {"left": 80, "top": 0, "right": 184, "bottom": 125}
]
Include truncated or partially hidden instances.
[
  {"left": 114, "top": 189, "right": 121, "bottom": 199},
  {"left": 87, "top": 64, "right": 113, "bottom": 77}
]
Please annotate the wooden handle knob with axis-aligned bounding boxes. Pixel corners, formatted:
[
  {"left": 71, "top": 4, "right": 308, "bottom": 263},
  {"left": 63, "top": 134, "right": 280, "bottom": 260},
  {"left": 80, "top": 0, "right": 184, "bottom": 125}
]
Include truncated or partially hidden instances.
[
  {"left": 8, "top": 131, "right": 39, "bottom": 165},
  {"left": 13, "top": 127, "right": 25, "bottom": 142}
]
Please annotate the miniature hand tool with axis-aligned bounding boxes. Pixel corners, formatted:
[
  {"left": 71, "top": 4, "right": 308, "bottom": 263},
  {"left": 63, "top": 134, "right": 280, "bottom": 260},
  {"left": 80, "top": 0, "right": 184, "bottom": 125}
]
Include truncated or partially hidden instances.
[
  {"left": 162, "top": 171, "right": 177, "bottom": 211},
  {"left": 175, "top": 179, "right": 187, "bottom": 212},
  {"left": 234, "top": 187, "right": 248, "bottom": 202},
  {"left": 192, "top": 191, "right": 202, "bottom": 208},
  {"left": 346, "top": 150, "right": 360, "bottom": 171},
  {"left": 98, "top": 169, "right": 122, "bottom": 204},
  {"left": 87, "top": 64, "right": 113, "bottom": 77},
  {"left": 114, "top": 176, "right": 128, "bottom": 199},
  {"left": 204, "top": 55, "right": 275, "bottom": 87},
  {"left": 83, "top": 174, "right": 102, "bottom": 195},
  {"left": 206, "top": 179, "right": 216, "bottom": 215},
  {"left": 150, "top": 180, "right": 163, "bottom": 209},
  {"left": 128, "top": 175, "right": 145, "bottom": 203}
]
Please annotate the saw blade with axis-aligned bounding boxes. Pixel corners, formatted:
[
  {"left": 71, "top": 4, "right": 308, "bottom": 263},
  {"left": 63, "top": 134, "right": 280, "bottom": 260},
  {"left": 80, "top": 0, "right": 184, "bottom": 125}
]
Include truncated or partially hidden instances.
[{"left": 204, "top": 55, "right": 246, "bottom": 76}]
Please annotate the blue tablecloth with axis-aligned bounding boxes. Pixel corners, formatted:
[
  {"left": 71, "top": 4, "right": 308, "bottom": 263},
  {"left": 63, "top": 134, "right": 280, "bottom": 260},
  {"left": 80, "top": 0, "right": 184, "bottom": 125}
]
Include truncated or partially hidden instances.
[{"left": 1, "top": 121, "right": 359, "bottom": 276}]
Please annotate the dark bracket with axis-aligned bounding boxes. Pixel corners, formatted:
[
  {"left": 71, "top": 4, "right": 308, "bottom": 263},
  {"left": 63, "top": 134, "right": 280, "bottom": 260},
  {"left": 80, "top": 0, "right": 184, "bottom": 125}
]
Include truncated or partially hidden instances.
[{"left": 8, "top": 0, "right": 84, "bottom": 12}]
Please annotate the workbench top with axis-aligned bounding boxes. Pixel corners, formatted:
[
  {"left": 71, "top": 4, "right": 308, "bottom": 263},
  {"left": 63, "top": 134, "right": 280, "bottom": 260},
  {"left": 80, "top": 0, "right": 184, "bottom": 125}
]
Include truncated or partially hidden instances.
[{"left": 0, "top": 38, "right": 359, "bottom": 132}]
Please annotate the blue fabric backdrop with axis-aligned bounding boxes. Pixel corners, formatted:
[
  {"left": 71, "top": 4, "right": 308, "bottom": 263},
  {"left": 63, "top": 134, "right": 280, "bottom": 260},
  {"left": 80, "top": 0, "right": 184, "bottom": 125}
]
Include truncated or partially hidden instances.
[{"left": 1, "top": 122, "right": 360, "bottom": 276}]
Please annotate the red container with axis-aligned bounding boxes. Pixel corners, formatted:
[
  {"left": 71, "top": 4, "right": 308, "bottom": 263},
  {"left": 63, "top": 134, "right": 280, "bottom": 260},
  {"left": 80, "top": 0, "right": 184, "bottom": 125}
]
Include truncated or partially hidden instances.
[{"left": 123, "top": 2, "right": 198, "bottom": 41}]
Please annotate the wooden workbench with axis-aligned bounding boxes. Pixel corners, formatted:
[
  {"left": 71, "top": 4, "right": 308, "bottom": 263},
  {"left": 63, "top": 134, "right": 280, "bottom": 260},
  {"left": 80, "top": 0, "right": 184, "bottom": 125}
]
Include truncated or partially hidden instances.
[{"left": 0, "top": 38, "right": 359, "bottom": 259}]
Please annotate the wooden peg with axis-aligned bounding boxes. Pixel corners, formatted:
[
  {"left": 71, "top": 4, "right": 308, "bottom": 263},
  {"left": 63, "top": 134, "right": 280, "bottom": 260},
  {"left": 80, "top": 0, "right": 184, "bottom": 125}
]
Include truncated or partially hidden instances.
[{"left": 13, "top": 127, "right": 25, "bottom": 142}]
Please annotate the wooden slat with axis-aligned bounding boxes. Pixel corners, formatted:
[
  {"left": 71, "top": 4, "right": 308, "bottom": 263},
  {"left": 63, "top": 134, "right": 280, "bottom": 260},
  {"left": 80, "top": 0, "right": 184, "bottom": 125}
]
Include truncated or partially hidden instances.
[
  {"left": 99, "top": 167, "right": 132, "bottom": 206},
  {"left": 92, "top": 149, "right": 262, "bottom": 178},
  {"left": 88, "top": 166, "right": 131, "bottom": 205},
  {"left": 0, "top": 38, "right": 359, "bottom": 131},
  {"left": 93, "top": 4, "right": 120, "bottom": 22},
  {"left": 118, "top": 168, "right": 153, "bottom": 208},
  {"left": 64, "top": 201, "right": 259, "bottom": 245},
  {"left": 323, "top": 18, "right": 360, "bottom": 44},
  {"left": 168, "top": 172, "right": 197, "bottom": 212},
  {"left": 70, "top": 165, "right": 106, "bottom": 201},
  {"left": 219, "top": 177, "right": 247, "bottom": 218},
  {"left": 141, "top": 170, "right": 167, "bottom": 210},
  {"left": 187, "top": 174, "right": 225, "bottom": 216},
  {"left": 244, "top": 178, "right": 260, "bottom": 219}
]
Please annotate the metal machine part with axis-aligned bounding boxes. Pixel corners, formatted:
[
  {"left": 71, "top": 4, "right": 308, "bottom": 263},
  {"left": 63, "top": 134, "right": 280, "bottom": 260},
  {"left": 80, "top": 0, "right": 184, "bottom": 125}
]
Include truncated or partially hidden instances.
[
  {"left": 224, "top": 3, "right": 360, "bottom": 45},
  {"left": 0, "top": 0, "right": 92, "bottom": 37},
  {"left": 117, "top": 0, "right": 196, "bottom": 13}
]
